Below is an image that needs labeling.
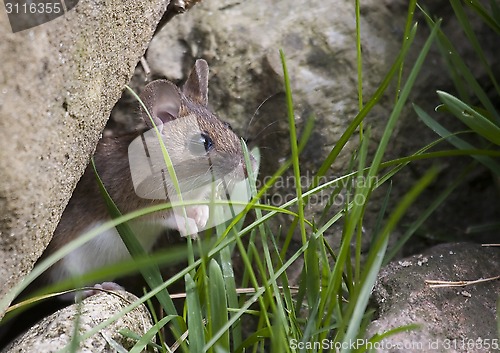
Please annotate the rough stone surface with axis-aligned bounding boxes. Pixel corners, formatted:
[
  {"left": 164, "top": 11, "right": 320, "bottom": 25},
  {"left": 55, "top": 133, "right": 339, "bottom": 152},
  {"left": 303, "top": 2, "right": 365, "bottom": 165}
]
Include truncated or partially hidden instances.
[
  {"left": 368, "top": 243, "right": 500, "bottom": 353},
  {"left": 0, "top": 1, "right": 167, "bottom": 315},
  {"left": 2, "top": 291, "right": 152, "bottom": 353},
  {"left": 144, "top": 0, "right": 500, "bottom": 255}
]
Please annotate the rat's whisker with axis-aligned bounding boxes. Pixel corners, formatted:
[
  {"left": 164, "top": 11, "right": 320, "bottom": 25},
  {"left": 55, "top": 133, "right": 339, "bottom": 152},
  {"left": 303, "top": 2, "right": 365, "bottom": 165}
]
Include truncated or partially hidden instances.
[
  {"left": 245, "top": 92, "right": 280, "bottom": 138},
  {"left": 249, "top": 120, "right": 281, "bottom": 143}
]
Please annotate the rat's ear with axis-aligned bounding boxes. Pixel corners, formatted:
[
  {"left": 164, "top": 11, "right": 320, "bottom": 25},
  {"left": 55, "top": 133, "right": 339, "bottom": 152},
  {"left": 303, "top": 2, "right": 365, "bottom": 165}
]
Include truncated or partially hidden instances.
[
  {"left": 182, "top": 59, "right": 209, "bottom": 106},
  {"left": 139, "top": 80, "right": 181, "bottom": 128}
]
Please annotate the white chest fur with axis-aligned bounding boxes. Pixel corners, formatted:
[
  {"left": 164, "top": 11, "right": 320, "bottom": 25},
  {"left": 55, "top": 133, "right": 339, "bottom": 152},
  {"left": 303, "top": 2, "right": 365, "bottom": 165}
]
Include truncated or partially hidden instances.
[{"left": 50, "top": 220, "right": 165, "bottom": 284}]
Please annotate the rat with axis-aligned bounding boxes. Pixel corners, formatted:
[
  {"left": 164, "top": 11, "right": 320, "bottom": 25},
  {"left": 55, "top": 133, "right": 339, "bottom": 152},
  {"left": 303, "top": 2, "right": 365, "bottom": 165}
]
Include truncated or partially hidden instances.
[
  {"left": 41, "top": 59, "right": 256, "bottom": 287},
  {"left": 0, "top": 59, "right": 257, "bottom": 347}
]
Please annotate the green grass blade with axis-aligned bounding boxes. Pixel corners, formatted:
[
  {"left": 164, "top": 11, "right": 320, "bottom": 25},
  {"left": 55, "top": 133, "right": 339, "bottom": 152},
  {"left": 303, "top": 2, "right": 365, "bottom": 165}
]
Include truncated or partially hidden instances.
[
  {"left": 371, "top": 181, "right": 392, "bottom": 262},
  {"left": 128, "top": 315, "right": 177, "bottom": 353},
  {"left": 216, "top": 236, "right": 241, "bottom": 350},
  {"left": 305, "top": 235, "right": 320, "bottom": 309},
  {"left": 354, "top": 127, "right": 370, "bottom": 283},
  {"left": 396, "top": 0, "right": 417, "bottom": 103},
  {"left": 279, "top": 49, "right": 307, "bottom": 246},
  {"left": 437, "top": 91, "right": 500, "bottom": 145},
  {"left": 233, "top": 327, "right": 272, "bottom": 353},
  {"left": 271, "top": 305, "right": 290, "bottom": 353},
  {"left": 414, "top": 103, "right": 500, "bottom": 175},
  {"left": 466, "top": 221, "right": 500, "bottom": 234},
  {"left": 186, "top": 273, "right": 204, "bottom": 353},
  {"left": 208, "top": 260, "right": 230, "bottom": 352}
]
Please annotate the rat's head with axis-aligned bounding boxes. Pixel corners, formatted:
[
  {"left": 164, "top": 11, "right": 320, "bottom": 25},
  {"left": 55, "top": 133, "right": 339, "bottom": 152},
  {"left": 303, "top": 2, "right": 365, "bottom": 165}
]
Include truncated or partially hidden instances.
[{"left": 137, "top": 59, "right": 256, "bottom": 195}]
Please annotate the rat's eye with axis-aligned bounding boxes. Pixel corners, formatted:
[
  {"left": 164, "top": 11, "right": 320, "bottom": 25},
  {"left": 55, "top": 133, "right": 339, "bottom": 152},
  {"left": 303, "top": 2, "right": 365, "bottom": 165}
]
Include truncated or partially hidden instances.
[
  {"left": 201, "top": 132, "right": 213, "bottom": 152},
  {"left": 188, "top": 132, "right": 214, "bottom": 155}
]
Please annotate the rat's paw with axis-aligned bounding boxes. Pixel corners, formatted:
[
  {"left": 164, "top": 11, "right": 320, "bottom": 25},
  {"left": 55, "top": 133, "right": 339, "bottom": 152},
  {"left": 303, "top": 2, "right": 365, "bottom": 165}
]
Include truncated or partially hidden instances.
[
  {"left": 177, "top": 216, "right": 199, "bottom": 239},
  {"left": 82, "top": 282, "right": 125, "bottom": 298},
  {"left": 165, "top": 210, "right": 207, "bottom": 239},
  {"left": 71, "top": 282, "right": 125, "bottom": 301},
  {"left": 166, "top": 212, "right": 199, "bottom": 239},
  {"left": 187, "top": 205, "right": 209, "bottom": 229},
  {"left": 94, "top": 281, "right": 125, "bottom": 292}
]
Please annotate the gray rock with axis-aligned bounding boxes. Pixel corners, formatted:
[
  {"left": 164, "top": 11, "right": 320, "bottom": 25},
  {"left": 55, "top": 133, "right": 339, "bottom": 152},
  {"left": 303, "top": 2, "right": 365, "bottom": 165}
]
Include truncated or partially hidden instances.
[
  {"left": 0, "top": 2, "right": 167, "bottom": 315},
  {"left": 2, "top": 291, "right": 152, "bottom": 353},
  {"left": 368, "top": 243, "right": 500, "bottom": 353}
]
